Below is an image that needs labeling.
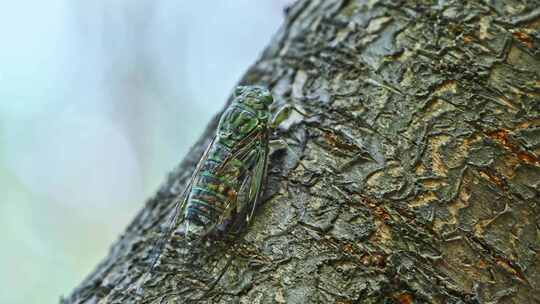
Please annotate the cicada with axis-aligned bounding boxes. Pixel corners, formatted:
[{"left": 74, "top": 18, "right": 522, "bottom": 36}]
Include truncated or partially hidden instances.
[
  {"left": 130, "top": 86, "right": 305, "bottom": 295},
  {"left": 160, "top": 86, "right": 294, "bottom": 243}
]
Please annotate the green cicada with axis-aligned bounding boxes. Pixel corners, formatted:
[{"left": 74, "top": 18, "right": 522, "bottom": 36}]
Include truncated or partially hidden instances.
[
  {"left": 130, "top": 86, "right": 306, "bottom": 295},
  {"left": 160, "top": 85, "right": 294, "bottom": 243}
]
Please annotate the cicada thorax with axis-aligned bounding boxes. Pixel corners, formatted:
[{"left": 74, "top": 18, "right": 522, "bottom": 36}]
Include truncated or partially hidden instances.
[{"left": 184, "top": 102, "right": 269, "bottom": 237}]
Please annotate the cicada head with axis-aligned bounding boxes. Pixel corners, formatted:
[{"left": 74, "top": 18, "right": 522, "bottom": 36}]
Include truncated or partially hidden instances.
[{"left": 234, "top": 85, "right": 273, "bottom": 112}]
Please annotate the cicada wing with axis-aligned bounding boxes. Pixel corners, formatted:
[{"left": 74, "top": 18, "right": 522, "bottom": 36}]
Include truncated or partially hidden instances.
[
  {"left": 215, "top": 135, "right": 269, "bottom": 234},
  {"left": 146, "top": 136, "right": 216, "bottom": 271},
  {"left": 246, "top": 139, "right": 269, "bottom": 223}
]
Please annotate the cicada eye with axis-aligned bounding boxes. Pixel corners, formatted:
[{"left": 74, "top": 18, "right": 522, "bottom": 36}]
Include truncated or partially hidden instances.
[
  {"left": 250, "top": 86, "right": 273, "bottom": 107},
  {"left": 260, "top": 92, "right": 273, "bottom": 106},
  {"left": 234, "top": 86, "right": 247, "bottom": 97}
]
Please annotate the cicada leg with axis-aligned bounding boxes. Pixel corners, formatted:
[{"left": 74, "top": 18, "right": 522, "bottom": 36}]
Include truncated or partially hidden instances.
[
  {"left": 270, "top": 103, "right": 313, "bottom": 155},
  {"left": 269, "top": 103, "right": 312, "bottom": 129}
]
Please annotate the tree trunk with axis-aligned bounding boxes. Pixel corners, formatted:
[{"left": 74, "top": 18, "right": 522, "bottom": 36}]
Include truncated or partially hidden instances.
[{"left": 65, "top": 0, "right": 540, "bottom": 303}]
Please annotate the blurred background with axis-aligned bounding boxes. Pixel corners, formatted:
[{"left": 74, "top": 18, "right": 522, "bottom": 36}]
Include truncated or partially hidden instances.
[{"left": 0, "top": 1, "right": 292, "bottom": 302}]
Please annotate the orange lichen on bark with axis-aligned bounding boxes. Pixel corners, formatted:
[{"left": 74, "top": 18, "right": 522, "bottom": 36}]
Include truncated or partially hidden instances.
[
  {"left": 476, "top": 259, "right": 487, "bottom": 269},
  {"left": 463, "top": 35, "right": 474, "bottom": 43},
  {"left": 366, "top": 201, "right": 390, "bottom": 222},
  {"left": 516, "top": 151, "right": 540, "bottom": 165},
  {"left": 511, "top": 31, "right": 534, "bottom": 49},
  {"left": 487, "top": 129, "right": 540, "bottom": 166},
  {"left": 322, "top": 129, "right": 359, "bottom": 152},
  {"left": 342, "top": 243, "right": 355, "bottom": 255},
  {"left": 394, "top": 292, "right": 413, "bottom": 304},
  {"left": 360, "top": 197, "right": 393, "bottom": 245},
  {"left": 478, "top": 169, "right": 505, "bottom": 189},
  {"left": 489, "top": 129, "right": 511, "bottom": 146},
  {"left": 359, "top": 252, "right": 387, "bottom": 268}
]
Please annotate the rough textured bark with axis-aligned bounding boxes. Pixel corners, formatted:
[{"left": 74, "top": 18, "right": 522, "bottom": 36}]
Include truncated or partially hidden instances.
[{"left": 65, "top": 0, "right": 540, "bottom": 303}]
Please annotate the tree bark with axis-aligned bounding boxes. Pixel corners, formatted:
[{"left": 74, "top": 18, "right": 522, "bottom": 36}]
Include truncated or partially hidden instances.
[{"left": 65, "top": 0, "right": 540, "bottom": 303}]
